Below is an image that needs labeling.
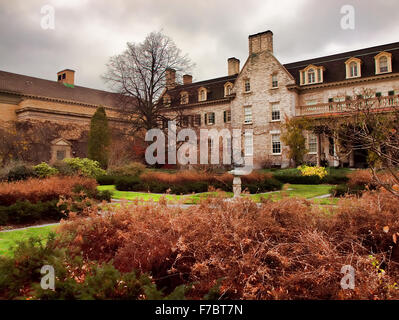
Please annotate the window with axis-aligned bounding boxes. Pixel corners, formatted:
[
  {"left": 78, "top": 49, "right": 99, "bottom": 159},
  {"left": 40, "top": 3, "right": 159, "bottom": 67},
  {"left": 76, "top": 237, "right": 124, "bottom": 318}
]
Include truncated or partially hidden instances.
[
  {"left": 244, "top": 106, "right": 252, "bottom": 124},
  {"left": 300, "top": 71, "right": 306, "bottom": 84},
  {"left": 223, "top": 110, "right": 231, "bottom": 123},
  {"left": 163, "top": 95, "right": 171, "bottom": 106},
  {"left": 244, "top": 133, "right": 253, "bottom": 156},
  {"left": 308, "top": 134, "right": 318, "bottom": 154},
  {"left": 58, "top": 75, "right": 62, "bottom": 81},
  {"left": 198, "top": 88, "right": 207, "bottom": 102},
  {"left": 62, "top": 73, "right": 66, "bottom": 79},
  {"left": 224, "top": 83, "right": 233, "bottom": 96},
  {"left": 180, "top": 92, "right": 189, "bottom": 104},
  {"left": 271, "top": 102, "right": 280, "bottom": 121},
  {"left": 272, "top": 134, "right": 281, "bottom": 154},
  {"left": 194, "top": 114, "right": 201, "bottom": 126},
  {"left": 182, "top": 115, "right": 189, "bottom": 127},
  {"left": 350, "top": 62, "right": 358, "bottom": 77},
  {"left": 375, "top": 52, "right": 392, "bottom": 75},
  {"left": 57, "top": 150, "right": 66, "bottom": 161},
  {"left": 308, "top": 69, "right": 315, "bottom": 84},
  {"left": 205, "top": 112, "right": 215, "bottom": 125},
  {"left": 272, "top": 74, "right": 278, "bottom": 88},
  {"left": 345, "top": 58, "right": 362, "bottom": 79},
  {"left": 244, "top": 79, "right": 251, "bottom": 92},
  {"left": 379, "top": 56, "right": 388, "bottom": 73}
]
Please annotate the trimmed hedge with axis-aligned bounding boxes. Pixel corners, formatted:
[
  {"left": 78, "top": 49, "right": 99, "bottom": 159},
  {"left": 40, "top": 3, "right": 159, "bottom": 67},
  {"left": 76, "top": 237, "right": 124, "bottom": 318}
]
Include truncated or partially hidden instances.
[
  {"left": 115, "top": 175, "right": 282, "bottom": 194},
  {"left": 97, "top": 175, "right": 117, "bottom": 186},
  {"left": 0, "top": 200, "right": 67, "bottom": 225},
  {"left": 273, "top": 170, "right": 349, "bottom": 185},
  {"left": 273, "top": 172, "right": 321, "bottom": 185}
]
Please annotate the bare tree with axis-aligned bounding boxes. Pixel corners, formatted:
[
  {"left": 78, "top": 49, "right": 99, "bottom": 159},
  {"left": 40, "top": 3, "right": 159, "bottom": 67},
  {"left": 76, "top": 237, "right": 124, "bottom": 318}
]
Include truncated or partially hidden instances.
[{"left": 103, "top": 31, "right": 193, "bottom": 132}]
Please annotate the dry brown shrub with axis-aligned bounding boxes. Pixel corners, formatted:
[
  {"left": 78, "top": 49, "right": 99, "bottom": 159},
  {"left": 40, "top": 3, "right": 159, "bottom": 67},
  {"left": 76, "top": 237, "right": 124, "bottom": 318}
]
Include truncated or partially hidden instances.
[
  {"left": 140, "top": 170, "right": 212, "bottom": 185},
  {"left": 56, "top": 191, "right": 399, "bottom": 300},
  {"left": 0, "top": 176, "right": 98, "bottom": 206},
  {"left": 348, "top": 169, "right": 395, "bottom": 189}
]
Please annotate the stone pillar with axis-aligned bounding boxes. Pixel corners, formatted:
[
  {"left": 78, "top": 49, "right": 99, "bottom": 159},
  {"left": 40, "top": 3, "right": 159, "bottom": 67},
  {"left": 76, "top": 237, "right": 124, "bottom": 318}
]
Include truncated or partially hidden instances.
[{"left": 232, "top": 176, "right": 242, "bottom": 198}]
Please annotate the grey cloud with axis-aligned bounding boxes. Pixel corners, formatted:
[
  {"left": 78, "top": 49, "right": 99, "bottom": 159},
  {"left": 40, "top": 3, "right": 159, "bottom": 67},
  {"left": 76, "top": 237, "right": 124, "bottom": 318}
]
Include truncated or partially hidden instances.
[{"left": 0, "top": 0, "right": 398, "bottom": 90}]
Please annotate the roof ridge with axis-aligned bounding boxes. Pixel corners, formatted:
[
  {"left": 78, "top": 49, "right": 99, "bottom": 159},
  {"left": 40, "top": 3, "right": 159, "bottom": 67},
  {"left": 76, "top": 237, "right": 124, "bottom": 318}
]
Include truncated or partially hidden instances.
[
  {"left": 174, "top": 74, "right": 238, "bottom": 90},
  {"left": 0, "top": 69, "right": 114, "bottom": 95},
  {"left": 283, "top": 41, "right": 399, "bottom": 68}
]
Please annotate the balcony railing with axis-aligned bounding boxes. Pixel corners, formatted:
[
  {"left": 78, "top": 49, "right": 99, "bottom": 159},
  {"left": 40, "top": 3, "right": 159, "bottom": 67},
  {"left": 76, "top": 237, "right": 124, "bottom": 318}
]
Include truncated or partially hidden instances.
[{"left": 297, "top": 95, "right": 399, "bottom": 117}]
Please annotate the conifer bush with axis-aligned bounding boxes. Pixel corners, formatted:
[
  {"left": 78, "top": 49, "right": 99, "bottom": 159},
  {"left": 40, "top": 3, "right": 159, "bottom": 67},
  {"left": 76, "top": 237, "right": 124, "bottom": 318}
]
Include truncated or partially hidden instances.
[{"left": 88, "top": 106, "right": 111, "bottom": 169}]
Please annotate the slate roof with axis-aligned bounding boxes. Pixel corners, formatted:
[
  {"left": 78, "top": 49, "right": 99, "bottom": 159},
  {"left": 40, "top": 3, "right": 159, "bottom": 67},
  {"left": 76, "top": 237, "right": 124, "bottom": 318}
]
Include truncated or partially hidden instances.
[
  {"left": 166, "top": 74, "right": 238, "bottom": 107},
  {"left": 0, "top": 70, "right": 122, "bottom": 108},
  {"left": 283, "top": 42, "right": 399, "bottom": 86}
]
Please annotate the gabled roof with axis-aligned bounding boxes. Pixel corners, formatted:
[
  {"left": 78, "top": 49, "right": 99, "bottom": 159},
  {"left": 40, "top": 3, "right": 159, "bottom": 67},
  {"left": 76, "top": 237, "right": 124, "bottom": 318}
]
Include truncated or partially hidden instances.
[
  {"left": 166, "top": 74, "right": 238, "bottom": 107},
  {"left": 0, "top": 70, "right": 122, "bottom": 108},
  {"left": 283, "top": 42, "right": 399, "bottom": 85}
]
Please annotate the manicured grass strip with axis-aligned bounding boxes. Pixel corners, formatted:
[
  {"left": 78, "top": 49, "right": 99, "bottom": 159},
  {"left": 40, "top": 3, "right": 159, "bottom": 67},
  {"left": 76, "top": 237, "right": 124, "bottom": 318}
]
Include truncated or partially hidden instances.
[
  {"left": 251, "top": 184, "right": 333, "bottom": 202},
  {"left": 99, "top": 184, "right": 334, "bottom": 204},
  {"left": 0, "top": 225, "right": 57, "bottom": 257}
]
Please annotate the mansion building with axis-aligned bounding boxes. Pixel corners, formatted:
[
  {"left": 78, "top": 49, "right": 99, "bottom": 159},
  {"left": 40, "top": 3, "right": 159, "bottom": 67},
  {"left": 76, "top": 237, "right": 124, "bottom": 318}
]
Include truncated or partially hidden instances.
[
  {"left": 1, "top": 30, "right": 399, "bottom": 168},
  {"left": 0, "top": 69, "right": 126, "bottom": 163},
  {"left": 162, "top": 30, "right": 399, "bottom": 168}
]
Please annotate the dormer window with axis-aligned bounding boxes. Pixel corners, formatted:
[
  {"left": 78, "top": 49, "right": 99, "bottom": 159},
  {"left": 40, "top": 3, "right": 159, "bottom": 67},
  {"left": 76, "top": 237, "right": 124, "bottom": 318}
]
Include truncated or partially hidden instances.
[
  {"left": 180, "top": 91, "right": 189, "bottom": 105},
  {"left": 375, "top": 52, "right": 392, "bottom": 75},
  {"left": 345, "top": 57, "right": 361, "bottom": 79},
  {"left": 198, "top": 87, "right": 207, "bottom": 102},
  {"left": 300, "top": 65, "right": 324, "bottom": 85},
  {"left": 224, "top": 82, "right": 233, "bottom": 96}
]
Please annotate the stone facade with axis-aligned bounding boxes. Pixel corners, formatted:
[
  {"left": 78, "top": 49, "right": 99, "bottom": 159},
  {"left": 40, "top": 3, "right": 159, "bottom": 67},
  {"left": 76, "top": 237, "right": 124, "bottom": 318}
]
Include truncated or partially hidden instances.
[{"left": 0, "top": 69, "right": 131, "bottom": 165}]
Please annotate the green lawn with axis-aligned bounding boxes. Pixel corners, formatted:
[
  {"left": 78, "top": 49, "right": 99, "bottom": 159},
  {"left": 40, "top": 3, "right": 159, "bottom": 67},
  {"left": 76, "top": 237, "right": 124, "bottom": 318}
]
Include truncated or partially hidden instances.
[
  {"left": 98, "top": 184, "right": 334, "bottom": 204},
  {"left": 0, "top": 225, "right": 57, "bottom": 257}
]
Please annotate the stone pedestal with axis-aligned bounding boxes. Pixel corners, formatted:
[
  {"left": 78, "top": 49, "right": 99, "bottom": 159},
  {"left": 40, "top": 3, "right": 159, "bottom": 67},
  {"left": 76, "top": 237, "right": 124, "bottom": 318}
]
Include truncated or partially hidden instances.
[{"left": 232, "top": 176, "right": 242, "bottom": 198}]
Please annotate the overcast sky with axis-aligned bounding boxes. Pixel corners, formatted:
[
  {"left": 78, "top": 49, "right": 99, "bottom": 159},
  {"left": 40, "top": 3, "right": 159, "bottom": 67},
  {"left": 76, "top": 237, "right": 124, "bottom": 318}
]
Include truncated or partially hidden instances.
[{"left": 1, "top": 0, "right": 399, "bottom": 91}]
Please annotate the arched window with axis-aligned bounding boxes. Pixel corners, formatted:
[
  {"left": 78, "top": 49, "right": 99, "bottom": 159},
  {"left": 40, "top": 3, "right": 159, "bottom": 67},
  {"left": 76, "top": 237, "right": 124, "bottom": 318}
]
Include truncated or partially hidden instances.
[
  {"left": 375, "top": 52, "right": 392, "bottom": 75},
  {"left": 345, "top": 57, "right": 361, "bottom": 79},
  {"left": 349, "top": 61, "right": 358, "bottom": 77},
  {"left": 198, "top": 87, "right": 207, "bottom": 102},
  {"left": 379, "top": 56, "right": 388, "bottom": 73},
  {"left": 308, "top": 69, "right": 315, "bottom": 84},
  {"left": 224, "top": 82, "right": 233, "bottom": 97},
  {"left": 300, "top": 65, "right": 324, "bottom": 85}
]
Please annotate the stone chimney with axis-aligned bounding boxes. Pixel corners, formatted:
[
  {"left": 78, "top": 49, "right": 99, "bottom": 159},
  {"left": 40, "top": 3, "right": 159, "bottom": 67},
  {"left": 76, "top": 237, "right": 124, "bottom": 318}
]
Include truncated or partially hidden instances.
[
  {"left": 165, "top": 68, "right": 176, "bottom": 89},
  {"left": 228, "top": 57, "right": 240, "bottom": 76},
  {"left": 57, "top": 69, "right": 75, "bottom": 86},
  {"left": 248, "top": 30, "right": 273, "bottom": 55},
  {"left": 183, "top": 74, "right": 192, "bottom": 85}
]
